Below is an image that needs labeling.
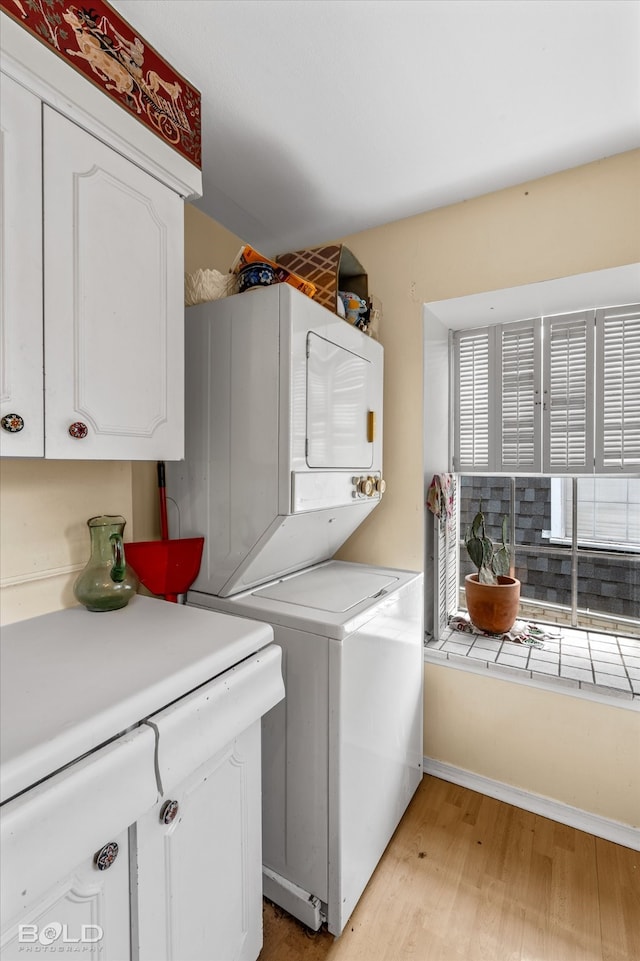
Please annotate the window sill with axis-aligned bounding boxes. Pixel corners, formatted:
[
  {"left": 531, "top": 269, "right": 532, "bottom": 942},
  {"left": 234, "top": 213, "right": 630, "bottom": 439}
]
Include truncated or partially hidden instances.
[{"left": 424, "top": 622, "right": 640, "bottom": 708}]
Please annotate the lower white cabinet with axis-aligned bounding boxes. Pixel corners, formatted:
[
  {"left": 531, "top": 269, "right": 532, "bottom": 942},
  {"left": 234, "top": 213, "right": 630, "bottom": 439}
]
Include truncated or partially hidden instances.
[
  {"left": 0, "top": 618, "right": 284, "bottom": 961},
  {"left": 1, "top": 723, "right": 265, "bottom": 961},
  {"left": 134, "top": 722, "right": 263, "bottom": 961},
  {"left": 1, "top": 827, "right": 132, "bottom": 961},
  {"left": 0, "top": 724, "right": 156, "bottom": 960}
]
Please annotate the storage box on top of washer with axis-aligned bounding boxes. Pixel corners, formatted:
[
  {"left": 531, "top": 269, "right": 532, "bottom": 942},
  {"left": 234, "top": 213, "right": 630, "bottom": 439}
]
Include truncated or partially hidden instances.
[{"left": 276, "top": 244, "right": 368, "bottom": 315}]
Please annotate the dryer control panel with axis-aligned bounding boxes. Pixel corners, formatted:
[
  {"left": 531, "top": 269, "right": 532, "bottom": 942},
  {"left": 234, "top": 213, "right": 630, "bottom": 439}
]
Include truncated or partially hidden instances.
[
  {"left": 352, "top": 475, "right": 386, "bottom": 498},
  {"left": 292, "top": 471, "right": 385, "bottom": 512}
]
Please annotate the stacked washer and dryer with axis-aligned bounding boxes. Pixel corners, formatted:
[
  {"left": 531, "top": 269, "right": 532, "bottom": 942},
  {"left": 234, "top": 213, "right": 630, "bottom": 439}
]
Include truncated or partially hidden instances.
[{"left": 168, "top": 283, "right": 423, "bottom": 937}]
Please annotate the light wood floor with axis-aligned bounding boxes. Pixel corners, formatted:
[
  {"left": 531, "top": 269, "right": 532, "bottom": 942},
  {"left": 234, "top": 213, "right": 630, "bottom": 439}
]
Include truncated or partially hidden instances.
[{"left": 258, "top": 775, "right": 639, "bottom": 961}]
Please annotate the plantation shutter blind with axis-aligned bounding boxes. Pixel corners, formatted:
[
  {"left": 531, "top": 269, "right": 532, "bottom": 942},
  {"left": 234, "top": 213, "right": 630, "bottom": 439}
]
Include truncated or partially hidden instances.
[
  {"left": 498, "top": 319, "right": 541, "bottom": 471},
  {"left": 433, "top": 478, "right": 459, "bottom": 640},
  {"left": 452, "top": 304, "right": 638, "bottom": 475},
  {"left": 595, "top": 305, "right": 640, "bottom": 472},
  {"left": 543, "top": 311, "right": 594, "bottom": 473},
  {"left": 453, "top": 328, "right": 491, "bottom": 471}
]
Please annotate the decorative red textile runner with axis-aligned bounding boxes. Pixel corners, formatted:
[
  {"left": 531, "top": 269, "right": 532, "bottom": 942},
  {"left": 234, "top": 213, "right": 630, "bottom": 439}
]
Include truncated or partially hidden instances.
[{"left": 1, "top": 0, "right": 201, "bottom": 168}]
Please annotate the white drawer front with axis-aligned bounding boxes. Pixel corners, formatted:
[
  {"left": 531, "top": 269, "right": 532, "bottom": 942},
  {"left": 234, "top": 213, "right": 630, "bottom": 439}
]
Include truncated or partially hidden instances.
[
  {"left": 149, "top": 644, "right": 284, "bottom": 794},
  {"left": 1, "top": 723, "right": 157, "bottom": 925}
]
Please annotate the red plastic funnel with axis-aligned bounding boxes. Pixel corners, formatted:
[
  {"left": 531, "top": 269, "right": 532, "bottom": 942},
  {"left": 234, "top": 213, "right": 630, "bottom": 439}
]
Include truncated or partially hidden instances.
[{"left": 125, "top": 537, "right": 204, "bottom": 603}]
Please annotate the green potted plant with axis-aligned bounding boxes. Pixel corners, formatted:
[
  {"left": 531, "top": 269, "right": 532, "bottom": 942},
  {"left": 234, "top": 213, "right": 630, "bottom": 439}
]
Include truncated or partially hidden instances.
[{"left": 464, "top": 501, "right": 521, "bottom": 634}]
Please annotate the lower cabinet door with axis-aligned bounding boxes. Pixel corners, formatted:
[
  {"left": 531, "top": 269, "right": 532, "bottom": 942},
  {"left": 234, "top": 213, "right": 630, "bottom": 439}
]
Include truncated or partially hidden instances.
[
  {"left": 1, "top": 722, "right": 156, "bottom": 961},
  {"left": 0, "top": 827, "right": 131, "bottom": 961},
  {"left": 133, "top": 721, "right": 263, "bottom": 961}
]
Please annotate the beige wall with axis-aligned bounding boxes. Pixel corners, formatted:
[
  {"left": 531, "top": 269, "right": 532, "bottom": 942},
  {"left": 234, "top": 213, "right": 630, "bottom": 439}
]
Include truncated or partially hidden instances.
[
  {"left": 424, "top": 664, "right": 640, "bottom": 828},
  {"left": 336, "top": 149, "right": 640, "bottom": 574},
  {"left": 0, "top": 460, "right": 133, "bottom": 624}
]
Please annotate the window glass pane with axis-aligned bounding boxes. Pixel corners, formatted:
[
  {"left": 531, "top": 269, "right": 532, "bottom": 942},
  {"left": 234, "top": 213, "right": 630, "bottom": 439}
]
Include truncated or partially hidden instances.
[
  {"left": 459, "top": 476, "right": 512, "bottom": 608},
  {"left": 457, "top": 473, "right": 640, "bottom": 635},
  {"left": 556, "top": 477, "right": 640, "bottom": 551},
  {"left": 515, "top": 548, "right": 572, "bottom": 610},
  {"left": 577, "top": 553, "right": 640, "bottom": 624},
  {"left": 513, "top": 477, "right": 552, "bottom": 549},
  {"left": 459, "top": 475, "right": 511, "bottom": 544}
]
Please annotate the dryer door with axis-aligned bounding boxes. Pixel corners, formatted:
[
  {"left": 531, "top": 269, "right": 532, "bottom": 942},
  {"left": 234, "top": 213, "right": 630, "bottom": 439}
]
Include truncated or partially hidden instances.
[{"left": 306, "top": 332, "right": 379, "bottom": 469}]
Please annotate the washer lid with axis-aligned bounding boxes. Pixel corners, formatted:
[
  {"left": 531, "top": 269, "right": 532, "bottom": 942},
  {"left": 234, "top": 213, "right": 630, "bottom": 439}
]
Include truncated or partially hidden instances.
[{"left": 253, "top": 563, "right": 399, "bottom": 612}]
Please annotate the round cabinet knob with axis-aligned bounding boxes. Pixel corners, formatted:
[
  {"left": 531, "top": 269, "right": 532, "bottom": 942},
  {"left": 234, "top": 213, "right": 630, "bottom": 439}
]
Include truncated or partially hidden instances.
[
  {"left": 94, "top": 841, "right": 119, "bottom": 871},
  {"left": 68, "top": 422, "right": 88, "bottom": 439},
  {"left": 374, "top": 478, "right": 386, "bottom": 495},
  {"left": 356, "top": 477, "right": 374, "bottom": 496},
  {"left": 1, "top": 413, "right": 24, "bottom": 433},
  {"left": 160, "top": 799, "right": 180, "bottom": 825}
]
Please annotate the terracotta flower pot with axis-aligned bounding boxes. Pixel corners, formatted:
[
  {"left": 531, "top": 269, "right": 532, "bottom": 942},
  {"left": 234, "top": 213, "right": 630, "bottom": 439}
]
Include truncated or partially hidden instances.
[{"left": 464, "top": 573, "right": 521, "bottom": 635}]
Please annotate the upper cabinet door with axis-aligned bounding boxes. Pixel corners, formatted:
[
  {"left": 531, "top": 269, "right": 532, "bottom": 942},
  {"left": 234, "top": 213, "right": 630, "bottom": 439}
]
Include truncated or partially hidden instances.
[
  {"left": 43, "top": 107, "right": 184, "bottom": 460},
  {"left": 0, "top": 74, "right": 44, "bottom": 457}
]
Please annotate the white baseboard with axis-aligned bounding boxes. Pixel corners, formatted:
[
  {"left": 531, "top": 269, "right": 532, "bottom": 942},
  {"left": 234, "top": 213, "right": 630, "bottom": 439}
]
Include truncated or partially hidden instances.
[{"left": 423, "top": 756, "right": 640, "bottom": 852}]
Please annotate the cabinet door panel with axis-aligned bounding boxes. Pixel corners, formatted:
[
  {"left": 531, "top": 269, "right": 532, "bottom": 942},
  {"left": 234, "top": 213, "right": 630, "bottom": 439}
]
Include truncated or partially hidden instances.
[
  {"left": 0, "top": 74, "right": 44, "bottom": 457},
  {"left": 43, "top": 107, "right": 184, "bottom": 460},
  {"left": 134, "top": 723, "right": 263, "bottom": 961},
  {"left": 0, "top": 828, "right": 130, "bottom": 961}
]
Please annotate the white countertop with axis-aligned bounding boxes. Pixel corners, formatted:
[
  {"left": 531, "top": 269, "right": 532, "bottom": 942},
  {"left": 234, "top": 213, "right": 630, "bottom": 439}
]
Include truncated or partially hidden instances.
[{"left": 0, "top": 596, "right": 273, "bottom": 804}]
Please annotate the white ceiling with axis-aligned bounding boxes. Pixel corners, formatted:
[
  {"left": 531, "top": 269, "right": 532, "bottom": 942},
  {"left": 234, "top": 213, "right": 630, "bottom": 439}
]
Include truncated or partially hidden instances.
[{"left": 109, "top": 0, "right": 640, "bottom": 255}]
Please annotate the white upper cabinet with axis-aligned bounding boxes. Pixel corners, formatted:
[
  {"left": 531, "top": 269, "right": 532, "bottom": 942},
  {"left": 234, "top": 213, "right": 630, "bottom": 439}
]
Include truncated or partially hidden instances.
[
  {"left": 1, "top": 65, "right": 186, "bottom": 460},
  {"left": 0, "top": 74, "right": 44, "bottom": 457},
  {"left": 43, "top": 107, "right": 184, "bottom": 460}
]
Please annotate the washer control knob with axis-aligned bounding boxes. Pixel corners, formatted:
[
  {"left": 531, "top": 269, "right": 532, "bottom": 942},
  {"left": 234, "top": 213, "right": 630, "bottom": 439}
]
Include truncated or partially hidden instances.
[
  {"left": 374, "top": 478, "right": 387, "bottom": 495},
  {"left": 356, "top": 477, "right": 373, "bottom": 496}
]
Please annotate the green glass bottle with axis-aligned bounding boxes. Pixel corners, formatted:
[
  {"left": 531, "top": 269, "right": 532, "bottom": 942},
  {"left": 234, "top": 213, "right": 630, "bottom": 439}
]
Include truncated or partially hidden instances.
[{"left": 74, "top": 515, "right": 139, "bottom": 612}]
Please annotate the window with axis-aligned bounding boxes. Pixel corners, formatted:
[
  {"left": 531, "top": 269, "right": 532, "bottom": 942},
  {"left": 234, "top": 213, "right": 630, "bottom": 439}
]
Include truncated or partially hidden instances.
[
  {"left": 445, "top": 304, "right": 640, "bottom": 634},
  {"left": 457, "top": 475, "right": 639, "bottom": 632},
  {"left": 452, "top": 304, "right": 640, "bottom": 474}
]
